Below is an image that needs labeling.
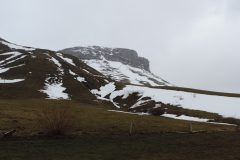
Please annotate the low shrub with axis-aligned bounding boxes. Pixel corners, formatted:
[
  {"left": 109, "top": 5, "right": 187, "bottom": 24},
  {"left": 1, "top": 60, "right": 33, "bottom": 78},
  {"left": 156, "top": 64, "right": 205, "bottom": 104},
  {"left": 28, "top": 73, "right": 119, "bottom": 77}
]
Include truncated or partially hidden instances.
[
  {"left": 36, "top": 105, "right": 76, "bottom": 136},
  {"left": 148, "top": 107, "right": 165, "bottom": 116}
]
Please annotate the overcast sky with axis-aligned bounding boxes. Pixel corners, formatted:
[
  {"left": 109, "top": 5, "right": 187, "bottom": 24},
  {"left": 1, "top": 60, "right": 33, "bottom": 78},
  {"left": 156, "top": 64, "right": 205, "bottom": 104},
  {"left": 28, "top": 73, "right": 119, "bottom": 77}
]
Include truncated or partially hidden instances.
[{"left": 1, "top": 0, "right": 240, "bottom": 92}]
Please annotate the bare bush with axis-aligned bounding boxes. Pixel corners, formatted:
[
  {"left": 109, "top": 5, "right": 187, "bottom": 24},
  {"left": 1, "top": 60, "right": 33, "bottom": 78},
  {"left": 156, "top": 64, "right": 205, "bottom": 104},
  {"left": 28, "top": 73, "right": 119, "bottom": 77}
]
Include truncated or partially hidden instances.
[
  {"left": 36, "top": 105, "right": 76, "bottom": 136},
  {"left": 148, "top": 107, "right": 165, "bottom": 116}
]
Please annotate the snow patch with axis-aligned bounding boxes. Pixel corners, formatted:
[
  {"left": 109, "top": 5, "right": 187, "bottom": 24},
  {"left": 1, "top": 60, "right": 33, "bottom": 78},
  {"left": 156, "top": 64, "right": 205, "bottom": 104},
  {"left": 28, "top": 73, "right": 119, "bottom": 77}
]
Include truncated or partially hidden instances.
[
  {"left": 91, "top": 82, "right": 121, "bottom": 107},
  {"left": 162, "top": 114, "right": 210, "bottom": 122},
  {"left": 82, "top": 69, "right": 90, "bottom": 74},
  {"left": 76, "top": 77, "right": 86, "bottom": 82},
  {"left": 0, "top": 64, "right": 25, "bottom": 74},
  {"left": 69, "top": 70, "right": 86, "bottom": 83},
  {"left": 0, "top": 55, "right": 27, "bottom": 67},
  {"left": 108, "top": 86, "right": 142, "bottom": 103},
  {"left": 84, "top": 59, "right": 168, "bottom": 86},
  {"left": 161, "top": 113, "right": 236, "bottom": 126},
  {"left": 130, "top": 99, "right": 152, "bottom": 109},
  {"left": 108, "top": 110, "right": 150, "bottom": 116},
  {"left": 0, "top": 68, "right": 9, "bottom": 74},
  {"left": 57, "top": 53, "right": 76, "bottom": 66},
  {"left": 91, "top": 82, "right": 116, "bottom": 99},
  {"left": 0, "top": 51, "right": 24, "bottom": 64},
  {"left": 43, "top": 55, "right": 68, "bottom": 99},
  {"left": 110, "top": 85, "right": 240, "bottom": 118},
  {"left": 49, "top": 57, "right": 62, "bottom": 68},
  {"left": 0, "top": 40, "right": 35, "bottom": 51},
  {"left": 0, "top": 78, "right": 25, "bottom": 83},
  {"left": 48, "top": 57, "right": 64, "bottom": 74},
  {"left": 40, "top": 80, "right": 69, "bottom": 100}
]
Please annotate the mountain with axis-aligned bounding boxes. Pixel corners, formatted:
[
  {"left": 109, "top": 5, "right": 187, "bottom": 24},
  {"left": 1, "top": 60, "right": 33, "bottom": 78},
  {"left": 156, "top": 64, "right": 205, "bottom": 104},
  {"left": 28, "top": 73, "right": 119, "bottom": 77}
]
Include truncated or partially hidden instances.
[
  {"left": 60, "top": 46, "right": 170, "bottom": 86},
  {"left": 60, "top": 46, "right": 151, "bottom": 71},
  {"left": 59, "top": 45, "right": 240, "bottom": 122},
  {"left": 1, "top": 37, "right": 240, "bottom": 125}
]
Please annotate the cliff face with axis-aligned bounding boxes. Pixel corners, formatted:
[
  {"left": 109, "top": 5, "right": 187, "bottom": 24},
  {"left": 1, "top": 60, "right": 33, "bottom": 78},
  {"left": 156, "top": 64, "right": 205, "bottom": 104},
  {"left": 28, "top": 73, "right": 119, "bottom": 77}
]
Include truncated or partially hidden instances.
[{"left": 59, "top": 46, "right": 150, "bottom": 72}]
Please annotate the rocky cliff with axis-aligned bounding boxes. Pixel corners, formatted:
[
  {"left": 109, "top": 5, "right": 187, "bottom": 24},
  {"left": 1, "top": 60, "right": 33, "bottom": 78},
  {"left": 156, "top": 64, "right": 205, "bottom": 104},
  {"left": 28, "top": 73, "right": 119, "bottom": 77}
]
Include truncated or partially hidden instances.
[{"left": 60, "top": 46, "right": 150, "bottom": 71}]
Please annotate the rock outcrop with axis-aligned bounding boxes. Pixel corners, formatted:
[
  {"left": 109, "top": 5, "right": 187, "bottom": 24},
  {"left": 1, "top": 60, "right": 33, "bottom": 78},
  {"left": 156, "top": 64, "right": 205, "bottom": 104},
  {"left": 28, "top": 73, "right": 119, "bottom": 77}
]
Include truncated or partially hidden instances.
[{"left": 59, "top": 46, "right": 150, "bottom": 71}]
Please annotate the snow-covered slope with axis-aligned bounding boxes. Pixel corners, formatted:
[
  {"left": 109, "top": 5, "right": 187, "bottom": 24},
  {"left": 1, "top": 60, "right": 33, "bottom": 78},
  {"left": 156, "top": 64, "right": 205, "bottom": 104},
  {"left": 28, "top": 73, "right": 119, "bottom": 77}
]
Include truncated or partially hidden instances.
[
  {"left": 60, "top": 46, "right": 170, "bottom": 86},
  {"left": 92, "top": 83, "right": 240, "bottom": 118},
  {"left": 84, "top": 57, "right": 169, "bottom": 86},
  {"left": 0, "top": 38, "right": 108, "bottom": 100},
  {"left": 60, "top": 45, "right": 240, "bottom": 122}
]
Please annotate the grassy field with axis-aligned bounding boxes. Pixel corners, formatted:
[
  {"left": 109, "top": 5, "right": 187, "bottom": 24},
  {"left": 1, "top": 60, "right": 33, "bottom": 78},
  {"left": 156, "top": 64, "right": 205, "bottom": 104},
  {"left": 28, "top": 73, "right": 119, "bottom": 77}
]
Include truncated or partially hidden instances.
[
  {"left": 0, "top": 99, "right": 237, "bottom": 136},
  {"left": 1, "top": 133, "right": 240, "bottom": 160},
  {"left": 0, "top": 99, "right": 240, "bottom": 160}
]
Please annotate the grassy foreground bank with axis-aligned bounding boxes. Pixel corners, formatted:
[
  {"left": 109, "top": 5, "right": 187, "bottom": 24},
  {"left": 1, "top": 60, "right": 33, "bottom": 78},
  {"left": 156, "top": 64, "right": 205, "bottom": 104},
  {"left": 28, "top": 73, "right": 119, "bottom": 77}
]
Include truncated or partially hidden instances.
[
  {"left": 0, "top": 99, "right": 237, "bottom": 136},
  {"left": 0, "top": 99, "right": 240, "bottom": 160},
  {"left": 1, "top": 133, "right": 240, "bottom": 160}
]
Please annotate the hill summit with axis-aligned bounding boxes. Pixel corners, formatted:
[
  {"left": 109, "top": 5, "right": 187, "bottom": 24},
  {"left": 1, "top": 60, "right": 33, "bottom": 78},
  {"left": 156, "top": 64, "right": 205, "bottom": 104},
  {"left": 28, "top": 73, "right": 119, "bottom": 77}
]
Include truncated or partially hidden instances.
[{"left": 60, "top": 46, "right": 150, "bottom": 71}]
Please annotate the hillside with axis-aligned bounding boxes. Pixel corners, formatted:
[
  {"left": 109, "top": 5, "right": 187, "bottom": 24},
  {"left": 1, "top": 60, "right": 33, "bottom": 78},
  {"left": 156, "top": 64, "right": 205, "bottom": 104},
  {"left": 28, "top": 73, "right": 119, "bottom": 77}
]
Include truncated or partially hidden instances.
[
  {"left": 0, "top": 38, "right": 110, "bottom": 102},
  {"left": 60, "top": 45, "right": 240, "bottom": 123},
  {"left": 1, "top": 37, "right": 240, "bottom": 126}
]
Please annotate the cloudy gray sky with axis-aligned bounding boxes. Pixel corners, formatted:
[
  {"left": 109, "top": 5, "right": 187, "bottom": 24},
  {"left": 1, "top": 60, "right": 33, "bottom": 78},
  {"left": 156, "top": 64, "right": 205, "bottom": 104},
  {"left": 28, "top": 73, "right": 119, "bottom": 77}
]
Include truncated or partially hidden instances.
[{"left": 1, "top": 0, "right": 240, "bottom": 92}]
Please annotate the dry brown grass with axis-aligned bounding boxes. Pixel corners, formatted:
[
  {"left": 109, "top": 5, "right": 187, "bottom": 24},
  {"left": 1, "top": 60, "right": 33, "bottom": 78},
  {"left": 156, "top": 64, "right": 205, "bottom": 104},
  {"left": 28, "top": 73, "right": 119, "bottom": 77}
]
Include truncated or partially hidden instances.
[
  {"left": 0, "top": 99, "right": 237, "bottom": 137},
  {"left": 36, "top": 105, "right": 76, "bottom": 136}
]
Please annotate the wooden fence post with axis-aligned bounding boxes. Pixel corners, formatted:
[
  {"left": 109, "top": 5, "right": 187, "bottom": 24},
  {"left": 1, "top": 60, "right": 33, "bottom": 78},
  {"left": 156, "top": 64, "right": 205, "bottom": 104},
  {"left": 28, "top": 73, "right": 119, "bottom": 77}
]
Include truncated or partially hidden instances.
[
  {"left": 129, "top": 121, "right": 135, "bottom": 136},
  {"left": 189, "top": 123, "right": 193, "bottom": 133}
]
